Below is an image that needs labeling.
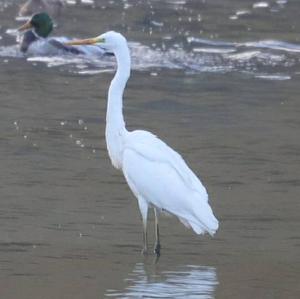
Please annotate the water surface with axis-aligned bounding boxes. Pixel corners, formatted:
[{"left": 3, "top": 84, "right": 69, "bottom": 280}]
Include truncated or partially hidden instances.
[{"left": 0, "top": 0, "right": 299, "bottom": 298}]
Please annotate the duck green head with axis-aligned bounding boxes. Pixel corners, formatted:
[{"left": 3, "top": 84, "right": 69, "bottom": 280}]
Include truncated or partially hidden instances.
[{"left": 18, "top": 12, "right": 53, "bottom": 38}]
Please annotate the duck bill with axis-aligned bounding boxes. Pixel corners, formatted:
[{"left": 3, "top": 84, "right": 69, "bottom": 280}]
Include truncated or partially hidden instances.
[
  {"left": 18, "top": 20, "right": 32, "bottom": 32},
  {"left": 65, "top": 37, "right": 99, "bottom": 46}
]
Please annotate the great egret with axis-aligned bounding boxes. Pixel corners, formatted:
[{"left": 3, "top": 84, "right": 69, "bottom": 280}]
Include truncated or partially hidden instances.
[
  {"left": 18, "top": 13, "right": 106, "bottom": 56},
  {"left": 66, "top": 31, "right": 219, "bottom": 256}
]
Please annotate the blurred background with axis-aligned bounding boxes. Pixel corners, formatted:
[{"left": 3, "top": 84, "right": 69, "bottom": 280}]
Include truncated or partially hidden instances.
[{"left": 0, "top": 1, "right": 299, "bottom": 298}]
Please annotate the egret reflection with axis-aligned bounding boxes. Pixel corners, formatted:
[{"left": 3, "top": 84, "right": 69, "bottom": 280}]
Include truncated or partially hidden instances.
[{"left": 105, "top": 263, "right": 218, "bottom": 298}]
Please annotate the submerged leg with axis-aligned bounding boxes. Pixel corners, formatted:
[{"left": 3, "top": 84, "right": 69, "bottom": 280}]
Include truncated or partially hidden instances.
[
  {"left": 142, "top": 221, "right": 148, "bottom": 255},
  {"left": 138, "top": 197, "right": 148, "bottom": 255},
  {"left": 154, "top": 208, "right": 161, "bottom": 257}
]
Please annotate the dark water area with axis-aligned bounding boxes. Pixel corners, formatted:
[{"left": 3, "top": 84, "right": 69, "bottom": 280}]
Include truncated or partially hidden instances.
[{"left": 0, "top": 0, "right": 300, "bottom": 298}]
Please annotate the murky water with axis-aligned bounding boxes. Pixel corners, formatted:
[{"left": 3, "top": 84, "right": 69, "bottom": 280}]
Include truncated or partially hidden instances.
[{"left": 0, "top": 0, "right": 299, "bottom": 298}]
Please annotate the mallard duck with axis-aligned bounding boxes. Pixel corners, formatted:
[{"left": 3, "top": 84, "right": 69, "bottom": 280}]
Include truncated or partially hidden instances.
[
  {"left": 19, "top": 0, "right": 64, "bottom": 18},
  {"left": 18, "top": 12, "right": 105, "bottom": 56}
]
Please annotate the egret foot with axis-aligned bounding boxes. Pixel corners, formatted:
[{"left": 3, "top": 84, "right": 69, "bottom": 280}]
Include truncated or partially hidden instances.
[{"left": 154, "top": 243, "right": 161, "bottom": 257}]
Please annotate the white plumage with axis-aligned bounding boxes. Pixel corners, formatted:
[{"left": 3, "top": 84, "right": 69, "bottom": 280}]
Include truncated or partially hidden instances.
[
  {"left": 123, "top": 129, "right": 218, "bottom": 236},
  {"left": 67, "top": 31, "right": 219, "bottom": 255}
]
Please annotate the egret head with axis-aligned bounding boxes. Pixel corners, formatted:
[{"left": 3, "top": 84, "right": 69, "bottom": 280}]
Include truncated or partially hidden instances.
[
  {"left": 65, "top": 31, "right": 127, "bottom": 52},
  {"left": 18, "top": 12, "right": 53, "bottom": 38}
]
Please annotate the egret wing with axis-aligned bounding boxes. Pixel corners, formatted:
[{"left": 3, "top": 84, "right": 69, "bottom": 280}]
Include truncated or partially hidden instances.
[
  {"left": 124, "top": 130, "right": 208, "bottom": 199},
  {"left": 122, "top": 131, "right": 218, "bottom": 234}
]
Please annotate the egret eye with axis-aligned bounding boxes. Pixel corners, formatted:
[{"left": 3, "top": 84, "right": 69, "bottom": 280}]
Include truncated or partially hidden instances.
[{"left": 97, "top": 37, "right": 105, "bottom": 43}]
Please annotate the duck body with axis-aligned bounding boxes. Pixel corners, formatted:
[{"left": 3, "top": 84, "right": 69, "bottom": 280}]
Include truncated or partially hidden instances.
[
  {"left": 18, "top": 12, "right": 106, "bottom": 56},
  {"left": 20, "top": 31, "right": 104, "bottom": 56}
]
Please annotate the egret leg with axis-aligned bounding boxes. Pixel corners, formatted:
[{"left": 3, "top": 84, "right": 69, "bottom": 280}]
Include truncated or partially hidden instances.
[
  {"left": 154, "top": 208, "right": 161, "bottom": 257},
  {"left": 138, "top": 197, "right": 148, "bottom": 255},
  {"left": 142, "top": 221, "right": 148, "bottom": 255}
]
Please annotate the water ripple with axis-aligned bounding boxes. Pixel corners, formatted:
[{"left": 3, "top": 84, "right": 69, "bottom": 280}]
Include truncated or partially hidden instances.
[
  {"left": 105, "top": 263, "right": 217, "bottom": 299},
  {"left": 1, "top": 35, "right": 300, "bottom": 79}
]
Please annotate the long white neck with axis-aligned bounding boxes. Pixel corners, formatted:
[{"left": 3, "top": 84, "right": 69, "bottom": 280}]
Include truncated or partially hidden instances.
[{"left": 105, "top": 42, "right": 131, "bottom": 169}]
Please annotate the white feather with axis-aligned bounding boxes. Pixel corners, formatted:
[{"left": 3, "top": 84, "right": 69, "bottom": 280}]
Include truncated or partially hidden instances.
[{"left": 122, "top": 130, "right": 218, "bottom": 235}]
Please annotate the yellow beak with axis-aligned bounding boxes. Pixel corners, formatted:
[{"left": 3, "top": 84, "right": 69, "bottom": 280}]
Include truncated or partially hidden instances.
[
  {"left": 65, "top": 37, "right": 102, "bottom": 46},
  {"left": 18, "top": 20, "right": 33, "bottom": 32}
]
